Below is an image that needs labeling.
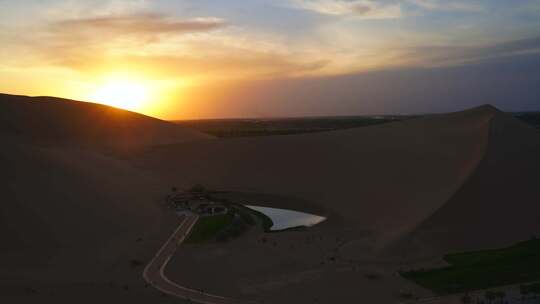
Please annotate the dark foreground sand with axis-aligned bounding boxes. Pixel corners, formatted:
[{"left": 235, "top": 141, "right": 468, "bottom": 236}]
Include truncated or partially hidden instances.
[
  {"left": 1, "top": 93, "right": 540, "bottom": 303},
  {"left": 0, "top": 94, "right": 209, "bottom": 303}
]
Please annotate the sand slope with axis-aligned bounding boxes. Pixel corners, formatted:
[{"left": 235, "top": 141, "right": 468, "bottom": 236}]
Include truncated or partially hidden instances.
[
  {"left": 138, "top": 105, "right": 496, "bottom": 252},
  {"left": 0, "top": 94, "right": 212, "bottom": 303},
  {"left": 0, "top": 93, "right": 212, "bottom": 151},
  {"left": 402, "top": 109, "right": 540, "bottom": 257},
  {"left": 143, "top": 105, "right": 540, "bottom": 258},
  {"left": 152, "top": 105, "right": 540, "bottom": 304},
  {"left": 2, "top": 93, "right": 539, "bottom": 303},
  {"left": 156, "top": 106, "right": 540, "bottom": 304}
]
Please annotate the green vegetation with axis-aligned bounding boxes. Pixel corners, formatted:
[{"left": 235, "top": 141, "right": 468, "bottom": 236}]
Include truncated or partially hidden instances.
[
  {"left": 233, "top": 205, "right": 256, "bottom": 226},
  {"left": 186, "top": 205, "right": 260, "bottom": 243},
  {"left": 215, "top": 216, "right": 249, "bottom": 242},
  {"left": 401, "top": 239, "right": 540, "bottom": 294},
  {"left": 175, "top": 116, "right": 408, "bottom": 138},
  {"left": 243, "top": 207, "right": 273, "bottom": 231},
  {"left": 176, "top": 112, "right": 540, "bottom": 138},
  {"left": 216, "top": 205, "right": 268, "bottom": 241},
  {"left": 186, "top": 214, "right": 233, "bottom": 243}
]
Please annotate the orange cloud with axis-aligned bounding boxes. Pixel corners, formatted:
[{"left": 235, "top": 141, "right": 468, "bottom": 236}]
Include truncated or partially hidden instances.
[{"left": 53, "top": 13, "right": 226, "bottom": 35}]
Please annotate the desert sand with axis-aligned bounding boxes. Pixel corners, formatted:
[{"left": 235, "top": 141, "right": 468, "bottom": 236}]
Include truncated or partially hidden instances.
[
  {"left": 0, "top": 94, "right": 210, "bottom": 303},
  {"left": 2, "top": 93, "right": 540, "bottom": 303}
]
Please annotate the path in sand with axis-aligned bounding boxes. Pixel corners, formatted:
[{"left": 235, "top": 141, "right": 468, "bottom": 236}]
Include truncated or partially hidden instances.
[{"left": 143, "top": 213, "right": 255, "bottom": 304}]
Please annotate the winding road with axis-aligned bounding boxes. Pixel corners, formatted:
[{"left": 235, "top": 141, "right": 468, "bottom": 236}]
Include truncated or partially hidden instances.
[{"left": 143, "top": 214, "right": 256, "bottom": 304}]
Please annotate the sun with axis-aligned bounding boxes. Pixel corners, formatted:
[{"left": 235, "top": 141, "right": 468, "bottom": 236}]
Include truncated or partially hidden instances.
[{"left": 89, "top": 79, "right": 149, "bottom": 111}]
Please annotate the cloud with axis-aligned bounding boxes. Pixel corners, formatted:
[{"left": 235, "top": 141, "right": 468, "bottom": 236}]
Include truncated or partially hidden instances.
[
  {"left": 404, "top": 36, "right": 540, "bottom": 67},
  {"left": 29, "top": 13, "right": 228, "bottom": 69},
  {"left": 350, "top": 4, "right": 372, "bottom": 15},
  {"left": 52, "top": 13, "right": 226, "bottom": 36},
  {"left": 116, "top": 54, "right": 330, "bottom": 80},
  {"left": 183, "top": 51, "right": 540, "bottom": 119},
  {"left": 23, "top": 13, "right": 227, "bottom": 71},
  {"left": 289, "top": 0, "right": 403, "bottom": 19},
  {"left": 1, "top": 11, "right": 327, "bottom": 81},
  {"left": 407, "top": 0, "right": 483, "bottom": 12},
  {"left": 287, "top": 0, "right": 484, "bottom": 18}
]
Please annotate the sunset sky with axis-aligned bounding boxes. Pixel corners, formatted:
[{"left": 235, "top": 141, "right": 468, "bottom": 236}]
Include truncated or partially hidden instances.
[{"left": 1, "top": 0, "right": 540, "bottom": 119}]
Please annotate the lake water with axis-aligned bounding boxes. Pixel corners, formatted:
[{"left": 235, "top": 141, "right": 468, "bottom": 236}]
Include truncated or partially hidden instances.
[{"left": 245, "top": 205, "right": 326, "bottom": 231}]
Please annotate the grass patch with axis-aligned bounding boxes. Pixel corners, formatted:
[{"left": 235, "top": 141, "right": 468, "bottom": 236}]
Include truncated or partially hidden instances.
[
  {"left": 186, "top": 214, "right": 233, "bottom": 243},
  {"left": 401, "top": 239, "right": 540, "bottom": 294},
  {"left": 243, "top": 207, "right": 273, "bottom": 231},
  {"left": 215, "top": 206, "right": 256, "bottom": 242},
  {"left": 175, "top": 116, "right": 407, "bottom": 138},
  {"left": 186, "top": 206, "right": 258, "bottom": 243}
]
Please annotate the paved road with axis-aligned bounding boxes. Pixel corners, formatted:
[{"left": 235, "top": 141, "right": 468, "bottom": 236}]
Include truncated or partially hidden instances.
[{"left": 143, "top": 214, "right": 256, "bottom": 304}]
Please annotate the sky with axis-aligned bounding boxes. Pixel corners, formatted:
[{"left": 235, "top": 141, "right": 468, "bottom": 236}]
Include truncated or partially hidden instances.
[{"left": 1, "top": 0, "right": 539, "bottom": 119}]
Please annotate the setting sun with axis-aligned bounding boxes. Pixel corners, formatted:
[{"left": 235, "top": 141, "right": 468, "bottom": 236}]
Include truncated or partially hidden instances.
[{"left": 89, "top": 79, "right": 149, "bottom": 111}]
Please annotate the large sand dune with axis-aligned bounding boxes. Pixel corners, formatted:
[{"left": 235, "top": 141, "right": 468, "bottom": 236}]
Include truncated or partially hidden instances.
[
  {"left": 143, "top": 105, "right": 540, "bottom": 303},
  {"left": 0, "top": 94, "right": 211, "bottom": 303},
  {"left": 137, "top": 105, "right": 499, "bottom": 254},
  {"left": 0, "top": 93, "right": 211, "bottom": 151},
  {"left": 1, "top": 93, "right": 539, "bottom": 303},
  {"left": 401, "top": 108, "right": 540, "bottom": 257}
]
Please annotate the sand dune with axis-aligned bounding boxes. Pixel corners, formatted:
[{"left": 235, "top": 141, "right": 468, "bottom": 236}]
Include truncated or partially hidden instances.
[
  {"left": 401, "top": 108, "right": 540, "bottom": 257},
  {"left": 0, "top": 93, "right": 214, "bottom": 266},
  {"left": 155, "top": 105, "right": 540, "bottom": 304},
  {"left": 0, "top": 94, "right": 209, "bottom": 302},
  {"left": 137, "top": 105, "right": 498, "bottom": 253},
  {"left": 2, "top": 93, "right": 539, "bottom": 303},
  {"left": 0, "top": 93, "right": 212, "bottom": 151}
]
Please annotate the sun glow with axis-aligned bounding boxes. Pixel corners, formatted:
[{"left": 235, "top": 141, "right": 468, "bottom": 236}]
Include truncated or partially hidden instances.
[{"left": 89, "top": 79, "right": 149, "bottom": 111}]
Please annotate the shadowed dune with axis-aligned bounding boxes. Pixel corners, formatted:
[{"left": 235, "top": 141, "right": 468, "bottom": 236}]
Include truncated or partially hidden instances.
[
  {"left": 149, "top": 105, "right": 538, "bottom": 304},
  {"left": 0, "top": 93, "right": 212, "bottom": 151},
  {"left": 0, "top": 93, "right": 212, "bottom": 266},
  {"left": 155, "top": 106, "right": 540, "bottom": 304},
  {"left": 137, "top": 105, "right": 500, "bottom": 254},
  {"left": 399, "top": 108, "right": 540, "bottom": 257},
  {"left": 1, "top": 93, "right": 540, "bottom": 303},
  {"left": 141, "top": 105, "right": 540, "bottom": 259},
  {"left": 0, "top": 94, "right": 210, "bottom": 302}
]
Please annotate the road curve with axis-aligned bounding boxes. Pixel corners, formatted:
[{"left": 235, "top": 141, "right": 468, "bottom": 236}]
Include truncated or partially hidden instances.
[{"left": 143, "top": 214, "right": 256, "bottom": 304}]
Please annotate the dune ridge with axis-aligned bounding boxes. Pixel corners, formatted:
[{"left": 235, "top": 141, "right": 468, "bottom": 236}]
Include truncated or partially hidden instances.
[
  {"left": 2, "top": 93, "right": 539, "bottom": 303},
  {"left": 161, "top": 105, "right": 540, "bottom": 304},
  {"left": 138, "top": 103, "right": 501, "bottom": 255},
  {"left": 0, "top": 93, "right": 212, "bottom": 151},
  {"left": 400, "top": 105, "right": 540, "bottom": 257},
  {"left": 0, "top": 94, "right": 208, "bottom": 302}
]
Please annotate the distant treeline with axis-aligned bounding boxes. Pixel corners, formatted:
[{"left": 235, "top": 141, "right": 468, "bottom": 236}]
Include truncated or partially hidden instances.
[
  {"left": 175, "top": 115, "right": 412, "bottom": 138},
  {"left": 176, "top": 112, "right": 540, "bottom": 138}
]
